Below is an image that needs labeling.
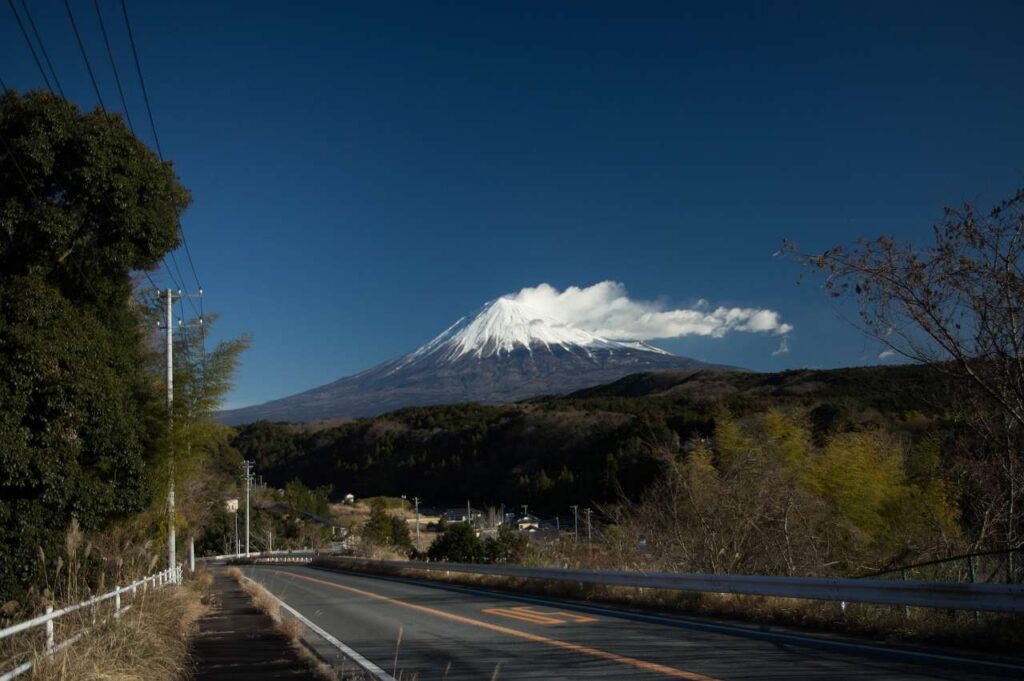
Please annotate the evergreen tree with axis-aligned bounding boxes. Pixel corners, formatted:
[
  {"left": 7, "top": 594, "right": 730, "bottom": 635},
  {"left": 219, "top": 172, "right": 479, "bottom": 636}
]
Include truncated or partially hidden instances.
[{"left": 0, "top": 91, "right": 189, "bottom": 601}]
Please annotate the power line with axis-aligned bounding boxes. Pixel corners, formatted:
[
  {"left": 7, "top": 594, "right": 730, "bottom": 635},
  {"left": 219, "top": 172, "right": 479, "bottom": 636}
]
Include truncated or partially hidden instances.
[
  {"left": 143, "top": 270, "right": 162, "bottom": 293},
  {"left": 93, "top": 0, "right": 134, "bottom": 132},
  {"left": 119, "top": 0, "right": 203, "bottom": 295},
  {"left": 119, "top": 0, "right": 161, "bottom": 157},
  {"left": 20, "top": 0, "right": 65, "bottom": 98},
  {"left": 64, "top": 0, "right": 106, "bottom": 110},
  {"left": 180, "top": 230, "right": 203, "bottom": 292},
  {"left": 6, "top": 0, "right": 54, "bottom": 93}
]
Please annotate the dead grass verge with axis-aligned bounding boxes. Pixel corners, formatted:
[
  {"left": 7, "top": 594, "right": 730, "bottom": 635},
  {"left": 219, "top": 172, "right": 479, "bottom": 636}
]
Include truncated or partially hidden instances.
[
  {"left": 313, "top": 558, "right": 1024, "bottom": 658},
  {"left": 227, "top": 567, "right": 342, "bottom": 681},
  {"left": 29, "top": 574, "right": 209, "bottom": 680}
]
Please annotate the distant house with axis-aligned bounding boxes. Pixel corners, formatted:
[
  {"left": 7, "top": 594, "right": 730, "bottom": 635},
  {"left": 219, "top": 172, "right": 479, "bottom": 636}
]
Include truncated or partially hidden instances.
[
  {"left": 442, "top": 508, "right": 483, "bottom": 524},
  {"left": 516, "top": 514, "right": 541, "bottom": 532}
]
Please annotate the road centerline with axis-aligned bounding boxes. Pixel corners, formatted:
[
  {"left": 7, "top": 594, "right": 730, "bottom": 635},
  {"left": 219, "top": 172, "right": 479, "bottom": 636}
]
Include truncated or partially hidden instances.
[{"left": 270, "top": 568, "right": 720, "bottom": 681}]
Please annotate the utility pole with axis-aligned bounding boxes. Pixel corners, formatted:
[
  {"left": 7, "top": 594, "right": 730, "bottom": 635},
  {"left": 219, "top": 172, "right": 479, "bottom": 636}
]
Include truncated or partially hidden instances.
[
  {"left": 159, "top": 287, "right": 202, "bottom": 580},
  {"left": 466, "top": 499, "right": 472, "bottom": 527},
  {"left": 570, "top": 505, "right": 579, "bottom": 542},
  {"left": 234, "top": 508, "right": 239, "bottom": 555},
  {"left": 242, "top": 460, "right": 254, "bottom": 555},
  {"left": 585, "top": 508, "right": 593, "bottom": 552},
  {"left": 164, "top": 289, "right": 177, "bottom": 580},
  {"left": 521, "top": 504, "right": 528, "bottom": 517},
  {"left": 413, "top": 497, "right": 420, "bottom": 542}
]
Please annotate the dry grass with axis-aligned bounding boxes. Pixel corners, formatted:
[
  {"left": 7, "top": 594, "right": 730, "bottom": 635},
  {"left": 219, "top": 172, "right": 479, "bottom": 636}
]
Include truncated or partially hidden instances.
[
  {"left": 228, "top": 568, "right": 341, "bottom": 681},
  {"left": 29, "top": 576, "right": 208, "bottom": 680},
  {"left": 314, "top": 558, "right": 1024, "bottom": 658}
]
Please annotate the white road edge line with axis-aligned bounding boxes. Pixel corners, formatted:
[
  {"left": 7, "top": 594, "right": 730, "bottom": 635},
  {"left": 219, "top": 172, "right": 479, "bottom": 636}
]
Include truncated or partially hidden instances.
[{"left": 240, "top": 574, "right": 396, "bottom": 681}]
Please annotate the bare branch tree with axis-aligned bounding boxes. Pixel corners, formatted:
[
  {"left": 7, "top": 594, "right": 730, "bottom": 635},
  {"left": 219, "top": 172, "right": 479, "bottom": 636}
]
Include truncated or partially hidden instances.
[{"left": 787, "top": 189, "right": 1024, "bottom": 579}]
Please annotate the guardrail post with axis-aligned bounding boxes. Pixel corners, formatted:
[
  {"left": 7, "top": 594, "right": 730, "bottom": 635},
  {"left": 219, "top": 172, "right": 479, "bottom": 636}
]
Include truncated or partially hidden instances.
[
  {"left": 901, "top": 569, "right": 910, "bottom": 618},
  {"left": 968, "top": 555, "right": 980, "bottom": 622},
  {"left": 44, "top": 605, "right": 54, "bottom": 652},
  {"left": 114, "top": 587, "right": 122, "bottom": 621}
]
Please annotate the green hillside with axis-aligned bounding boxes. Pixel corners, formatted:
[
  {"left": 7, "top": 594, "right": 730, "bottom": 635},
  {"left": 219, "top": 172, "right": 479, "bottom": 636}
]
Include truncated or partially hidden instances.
[{"left": 233, "top": 364, "right": 952, "bottom": 513}]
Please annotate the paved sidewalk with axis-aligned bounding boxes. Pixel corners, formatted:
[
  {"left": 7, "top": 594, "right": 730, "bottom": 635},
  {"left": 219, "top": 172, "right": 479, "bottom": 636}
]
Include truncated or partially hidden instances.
[{"left": 189, "top": 569, "right": 320, "bottom": 680}]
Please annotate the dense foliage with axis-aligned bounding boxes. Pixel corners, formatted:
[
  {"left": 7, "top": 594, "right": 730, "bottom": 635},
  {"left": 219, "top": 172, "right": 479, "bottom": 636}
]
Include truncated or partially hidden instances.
[
  {"left": 606, "top": 410, "right": 957, "bottom": 575},
  {"left": 0, "top": 91, "right": 188, "bottom": 601},
  {"left": 426, "top": 523, "right": 484, "bottom": 563},
  {"left": 423, "top": 523, "right": 529, "bottom": 564}
]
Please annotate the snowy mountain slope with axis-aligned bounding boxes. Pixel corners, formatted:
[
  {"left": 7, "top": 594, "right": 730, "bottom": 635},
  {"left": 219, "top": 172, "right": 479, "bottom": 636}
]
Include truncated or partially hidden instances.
[{"left": 218, "top": 297, "right": 734, "bottom": 424}]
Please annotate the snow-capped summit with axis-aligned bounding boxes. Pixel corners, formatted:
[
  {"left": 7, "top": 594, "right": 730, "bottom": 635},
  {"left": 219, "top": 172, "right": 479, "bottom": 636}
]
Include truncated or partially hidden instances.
[
  {"left": 397, "top": 297, "right": 644, "bottom": 367},
  {"left": 218, "top": 298, "right": 736, "bottom": 424}
]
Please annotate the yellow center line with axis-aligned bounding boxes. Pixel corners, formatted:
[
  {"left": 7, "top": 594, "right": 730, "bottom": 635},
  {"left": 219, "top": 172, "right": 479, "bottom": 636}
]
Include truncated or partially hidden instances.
[{"left": 272, "top": 569, "right": 720, "bottom": 681}]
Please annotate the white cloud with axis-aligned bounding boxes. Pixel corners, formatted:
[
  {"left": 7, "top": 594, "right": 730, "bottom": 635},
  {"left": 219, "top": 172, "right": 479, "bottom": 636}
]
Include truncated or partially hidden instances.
[
  {"left": 878, "top": 349, "right": 897, "bottom": 360},
  {"left": 507, "top": 282, "right": 792, "bottom": 341},
  {"left": 772, "top": 336, "right": 791, "bottom": 356}
]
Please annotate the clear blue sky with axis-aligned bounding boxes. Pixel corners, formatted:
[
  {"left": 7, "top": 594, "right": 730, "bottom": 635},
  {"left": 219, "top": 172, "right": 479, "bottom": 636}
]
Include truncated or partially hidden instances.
[{"left": 3, "top": 1, "right": 1023, "bottom": 409}]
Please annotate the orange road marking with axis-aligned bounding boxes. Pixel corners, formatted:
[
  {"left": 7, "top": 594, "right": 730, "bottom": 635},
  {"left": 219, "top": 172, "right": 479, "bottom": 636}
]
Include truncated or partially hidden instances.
[
  {"left": 533, "top": 608, "right": 599, "bottom": 624},
  {"left": 484, "top": 606, "right": 599, "bottom": 625},
  {"left": 272, "top": 569, "right": 719, "bottom": 681},
  {"left": 483, "top": 607, "right": 566, "bottom": 624}
]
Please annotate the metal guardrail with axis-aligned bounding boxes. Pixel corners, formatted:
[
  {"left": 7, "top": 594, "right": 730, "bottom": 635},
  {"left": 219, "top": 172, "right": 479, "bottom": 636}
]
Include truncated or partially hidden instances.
[
  {"left": 301, "top": 556, "right": 1024, "bottom": 614},
  {"left": 0, "top": 565, "right": 183, "bottom": 681},
  {"left": 201, "top": 548, "right": 316, "bottom": 562}
]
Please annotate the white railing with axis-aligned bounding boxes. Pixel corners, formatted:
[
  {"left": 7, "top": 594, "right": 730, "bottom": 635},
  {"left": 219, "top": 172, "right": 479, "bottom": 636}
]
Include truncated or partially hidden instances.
[
  {"left": 0, "top": 565, "right": 183, "bottom": 681},
  {"left": 304, "top": 556, "right": 1024, "bottom": 614}
]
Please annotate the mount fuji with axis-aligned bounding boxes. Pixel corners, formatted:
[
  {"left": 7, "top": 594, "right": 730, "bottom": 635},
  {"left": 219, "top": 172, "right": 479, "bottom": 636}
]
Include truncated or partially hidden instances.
[{"left": 218, "top": 298, "right": 733, "bottom": 424}]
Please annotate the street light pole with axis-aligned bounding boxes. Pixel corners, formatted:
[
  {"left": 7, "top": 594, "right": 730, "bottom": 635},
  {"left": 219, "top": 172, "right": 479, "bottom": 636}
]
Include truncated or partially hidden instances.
[
  {"left": 570, "top": 505, "right": 579, "bottom": 542},
  {"left": 241, "top": 460, "right": 254, "bottom": 555}
]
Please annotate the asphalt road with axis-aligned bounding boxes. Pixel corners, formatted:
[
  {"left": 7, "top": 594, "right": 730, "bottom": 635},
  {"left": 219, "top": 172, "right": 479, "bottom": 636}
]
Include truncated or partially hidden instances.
[{"left": 242, "top": 564, "right": 1019, "bottom": 681}]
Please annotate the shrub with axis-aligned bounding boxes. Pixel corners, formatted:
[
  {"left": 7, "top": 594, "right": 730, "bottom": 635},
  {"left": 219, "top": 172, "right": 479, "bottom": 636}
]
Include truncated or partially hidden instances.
[
  {"left": 484, "top": 524, "right": 529, "bottom": 564},
  {"left": 427, "top": 523, "right": 484, "bottom": 563}
]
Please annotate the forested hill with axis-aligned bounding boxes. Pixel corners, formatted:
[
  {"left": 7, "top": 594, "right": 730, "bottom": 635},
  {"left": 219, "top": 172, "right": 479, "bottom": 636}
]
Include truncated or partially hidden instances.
[
  {"left": 232, "top": 363, "right": 951, "bottom": 513},
  {"left": 562, "top": 364, "right": 941, "bottom": 408}
]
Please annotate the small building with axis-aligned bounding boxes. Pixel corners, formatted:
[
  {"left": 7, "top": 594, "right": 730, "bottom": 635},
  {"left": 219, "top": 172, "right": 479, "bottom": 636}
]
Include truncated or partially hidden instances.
[{"left": 516, "top": 514, "right": 541, "bottom": 532}]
